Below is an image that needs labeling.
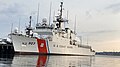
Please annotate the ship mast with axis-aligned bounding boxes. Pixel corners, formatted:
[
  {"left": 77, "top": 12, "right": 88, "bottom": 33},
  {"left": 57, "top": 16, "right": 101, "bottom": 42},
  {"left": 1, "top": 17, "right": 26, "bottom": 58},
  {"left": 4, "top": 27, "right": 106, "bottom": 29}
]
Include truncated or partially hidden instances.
[
  {"left": 26, "top": 16, "right": 32, "bottom": 36},
  {"left": 29, "top": 16, "right": 32, "bottom": 28},
  {"left": 56, "top": 2, "right": 64, "bottom": 29},
  {"left": 54, "top": 2, "right": 68, "bottom": 29},
  {"left": 37, "top": 3, "right": 40, "bottom": 24},
  {"left": 60, "top": 1, "right": 63, "bottom": 20},
  {"left": 74, "top": 15, "right": 76, "bottom": 34},
  {"left": 49, "top": 2, "right": 52, "bottom": 25}
]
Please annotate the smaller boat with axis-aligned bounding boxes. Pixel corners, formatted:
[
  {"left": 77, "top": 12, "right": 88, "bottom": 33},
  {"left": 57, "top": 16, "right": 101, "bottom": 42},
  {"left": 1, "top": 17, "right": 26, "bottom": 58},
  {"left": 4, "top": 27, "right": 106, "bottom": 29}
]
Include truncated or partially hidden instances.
[{"left": 0, "top": 37, "right": 14, "bottom": 54}]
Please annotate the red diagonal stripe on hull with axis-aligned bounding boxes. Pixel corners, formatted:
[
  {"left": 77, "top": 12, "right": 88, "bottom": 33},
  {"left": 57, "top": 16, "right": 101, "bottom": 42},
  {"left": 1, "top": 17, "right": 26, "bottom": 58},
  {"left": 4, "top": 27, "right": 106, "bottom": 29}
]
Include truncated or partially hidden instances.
[{"left": 37, "top": 39, "right": 48, "bottom": 54}]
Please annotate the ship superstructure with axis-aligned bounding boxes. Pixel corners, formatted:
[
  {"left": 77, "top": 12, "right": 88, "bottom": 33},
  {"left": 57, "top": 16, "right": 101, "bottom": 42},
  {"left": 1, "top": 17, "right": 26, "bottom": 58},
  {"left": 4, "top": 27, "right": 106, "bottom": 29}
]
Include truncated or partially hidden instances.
[{"left": 11, "top": 2, "right": 95, "bottom": 55}]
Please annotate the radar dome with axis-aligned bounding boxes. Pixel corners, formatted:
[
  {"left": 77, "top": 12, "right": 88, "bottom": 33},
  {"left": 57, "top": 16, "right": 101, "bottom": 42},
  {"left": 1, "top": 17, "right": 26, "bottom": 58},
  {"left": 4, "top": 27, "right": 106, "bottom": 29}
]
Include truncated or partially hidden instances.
[
  {"left": 14, "top": 27, "right": 18, "bottom": 33},
  {"left": 42, "top": 18, "right": 47, "bottom": 24}
]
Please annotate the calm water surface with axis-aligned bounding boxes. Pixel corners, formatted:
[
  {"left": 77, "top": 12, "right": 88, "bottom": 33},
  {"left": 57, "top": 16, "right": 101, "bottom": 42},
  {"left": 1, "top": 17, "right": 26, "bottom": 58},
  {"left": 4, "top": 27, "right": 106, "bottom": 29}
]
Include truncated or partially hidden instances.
[{"left": 0, "top": 54, "right": 120, "bottom": 67}]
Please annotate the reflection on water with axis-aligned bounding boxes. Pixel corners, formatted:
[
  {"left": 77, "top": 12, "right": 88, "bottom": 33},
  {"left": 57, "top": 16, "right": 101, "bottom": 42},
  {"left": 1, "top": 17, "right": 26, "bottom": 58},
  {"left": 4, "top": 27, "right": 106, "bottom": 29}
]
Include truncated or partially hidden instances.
[
  {"left": 0, "top": 54, "right": 94, "bottom": 67},
  {"left": 0, "top": 54, "right": 14, "bottom": 67},
  {"left": 1, "top": 54, "right": 120, "bottom": 67}
]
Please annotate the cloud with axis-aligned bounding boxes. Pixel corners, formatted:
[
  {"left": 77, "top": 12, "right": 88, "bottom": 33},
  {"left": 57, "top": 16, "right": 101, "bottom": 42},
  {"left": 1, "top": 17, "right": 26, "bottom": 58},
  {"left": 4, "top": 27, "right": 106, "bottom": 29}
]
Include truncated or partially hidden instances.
[
  {"left": 79, "top": 30, "right": 120, "bottom": 36},
  {"left": 105, "top": 3, "right": 120, "bottom": 13},
  {"left": 89, "top": 30, "right": 119, "bottom": 33},
  {"left": 0, "top": 3, "right": 23, "bottom": 16}
]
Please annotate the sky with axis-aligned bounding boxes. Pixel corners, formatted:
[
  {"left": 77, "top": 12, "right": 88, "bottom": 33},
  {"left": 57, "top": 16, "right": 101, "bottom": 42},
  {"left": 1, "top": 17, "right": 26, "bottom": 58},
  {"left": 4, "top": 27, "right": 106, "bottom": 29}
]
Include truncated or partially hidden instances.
[{"left": 0, "top": 0, "right": 120, "bottom": 52}]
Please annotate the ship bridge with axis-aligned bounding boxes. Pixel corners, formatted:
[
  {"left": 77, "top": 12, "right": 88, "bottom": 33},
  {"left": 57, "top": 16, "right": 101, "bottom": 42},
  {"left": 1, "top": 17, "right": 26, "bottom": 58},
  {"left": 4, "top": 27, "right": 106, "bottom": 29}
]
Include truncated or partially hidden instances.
[{"left": 33, "top": 18, "right": 54, "bottom": 35}]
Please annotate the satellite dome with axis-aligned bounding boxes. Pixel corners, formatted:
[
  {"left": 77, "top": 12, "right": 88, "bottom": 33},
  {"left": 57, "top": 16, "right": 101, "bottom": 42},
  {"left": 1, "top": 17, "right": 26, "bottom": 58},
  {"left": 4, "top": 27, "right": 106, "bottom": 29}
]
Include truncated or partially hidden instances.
[
  {"left": 42, "top": 18, "right": 47, "bottom": 23},
  {"left": 14, "top": 27, "right": 18, "bottom": 33}
]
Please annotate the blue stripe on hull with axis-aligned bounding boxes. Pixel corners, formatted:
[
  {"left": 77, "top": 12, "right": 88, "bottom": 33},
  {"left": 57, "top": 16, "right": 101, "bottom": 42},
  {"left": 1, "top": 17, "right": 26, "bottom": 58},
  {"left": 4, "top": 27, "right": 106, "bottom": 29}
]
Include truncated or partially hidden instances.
[{"left": 46, "top": 40, "right": 50, "bottom": 53}]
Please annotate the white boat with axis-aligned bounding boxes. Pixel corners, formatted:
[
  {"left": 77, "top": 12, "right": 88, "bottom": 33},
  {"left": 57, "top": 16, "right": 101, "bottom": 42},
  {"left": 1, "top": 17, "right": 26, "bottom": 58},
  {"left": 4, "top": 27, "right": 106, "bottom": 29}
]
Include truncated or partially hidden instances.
[{"left": 10, "top": 2, "right": 95, "bottom": 56}]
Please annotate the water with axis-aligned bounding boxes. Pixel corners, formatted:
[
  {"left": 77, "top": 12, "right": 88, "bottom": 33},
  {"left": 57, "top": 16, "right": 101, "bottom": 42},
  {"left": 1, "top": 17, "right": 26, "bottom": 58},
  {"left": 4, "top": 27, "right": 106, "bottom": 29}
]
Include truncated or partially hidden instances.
[{"left": 0, "top": 54, "right": 120, "bottom": 67}]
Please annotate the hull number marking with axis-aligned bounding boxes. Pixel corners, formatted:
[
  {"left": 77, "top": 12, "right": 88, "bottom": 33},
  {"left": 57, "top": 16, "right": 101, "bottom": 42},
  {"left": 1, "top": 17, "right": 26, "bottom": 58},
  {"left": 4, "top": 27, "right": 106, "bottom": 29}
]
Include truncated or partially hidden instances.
[{"left": 22, "top": 42, "right": 35, "bottom": 45}]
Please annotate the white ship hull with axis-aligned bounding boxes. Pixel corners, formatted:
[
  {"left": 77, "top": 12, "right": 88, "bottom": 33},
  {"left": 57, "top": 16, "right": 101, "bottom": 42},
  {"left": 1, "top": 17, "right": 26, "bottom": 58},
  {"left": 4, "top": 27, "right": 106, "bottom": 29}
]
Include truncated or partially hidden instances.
[
  {"left": 11, "top": 34, "right": 95, "bottom": 56},
  {"left": 10, "top": 2, "right": 95, "bottom": 56}
]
